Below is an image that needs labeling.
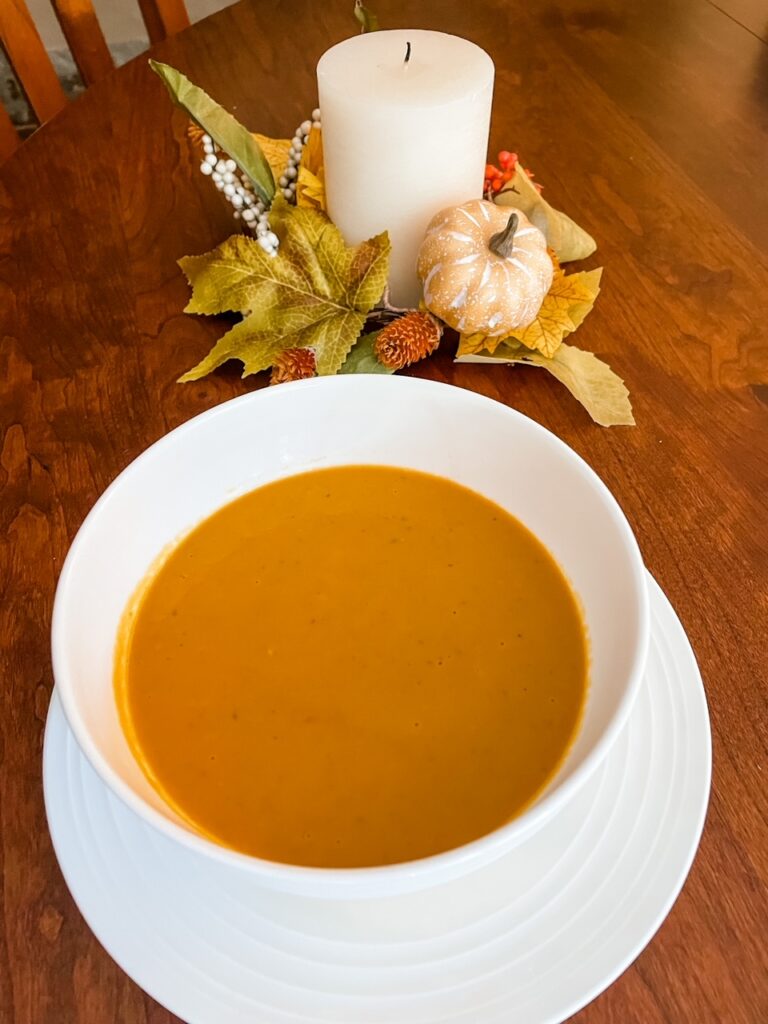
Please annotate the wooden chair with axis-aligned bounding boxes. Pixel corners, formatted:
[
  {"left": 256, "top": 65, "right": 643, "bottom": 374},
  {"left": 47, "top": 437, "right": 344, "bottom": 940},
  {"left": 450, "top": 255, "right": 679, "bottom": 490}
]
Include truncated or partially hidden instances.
[{"left": 0, "top": 0, "right": 190, "bottom": 163}]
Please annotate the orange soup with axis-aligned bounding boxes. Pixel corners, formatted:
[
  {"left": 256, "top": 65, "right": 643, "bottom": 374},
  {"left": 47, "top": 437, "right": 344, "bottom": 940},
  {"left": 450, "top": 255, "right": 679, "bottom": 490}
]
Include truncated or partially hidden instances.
[{"left": 116, "top": 466, "right": 588, "bottom": 867}]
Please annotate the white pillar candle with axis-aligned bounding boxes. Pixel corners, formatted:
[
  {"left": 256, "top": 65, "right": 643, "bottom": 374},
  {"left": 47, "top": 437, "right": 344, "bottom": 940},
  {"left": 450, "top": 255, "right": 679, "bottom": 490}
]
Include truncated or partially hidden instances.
[{"left": 317, "top": 29, "right": 494, "bottom": 308}]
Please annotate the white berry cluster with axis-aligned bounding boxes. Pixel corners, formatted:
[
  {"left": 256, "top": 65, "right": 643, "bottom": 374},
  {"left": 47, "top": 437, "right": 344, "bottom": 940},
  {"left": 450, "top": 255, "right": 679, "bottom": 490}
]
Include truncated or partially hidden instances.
[
  {"left": 277, "top": 108, "right": 322, "bottom": 203},
  {"left": 199, "top": 139, "right": 267, "bottom": 223},
  {"left": 196, "top": 108, "right": 321, "bottom": 259}
]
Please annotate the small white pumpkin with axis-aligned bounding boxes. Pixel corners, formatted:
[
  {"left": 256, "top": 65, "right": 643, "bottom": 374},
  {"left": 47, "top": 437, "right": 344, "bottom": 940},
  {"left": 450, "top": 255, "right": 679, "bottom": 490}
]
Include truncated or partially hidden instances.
[{"left": 417, "top": 199, "right": 553, "bottom": 336}]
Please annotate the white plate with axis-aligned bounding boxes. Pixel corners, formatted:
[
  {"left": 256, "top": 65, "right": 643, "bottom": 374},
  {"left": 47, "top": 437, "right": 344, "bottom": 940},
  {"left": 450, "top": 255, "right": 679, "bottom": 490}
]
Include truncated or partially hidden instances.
[{"left": 44, "top": 573, "right": 710, "bottom": 1024}]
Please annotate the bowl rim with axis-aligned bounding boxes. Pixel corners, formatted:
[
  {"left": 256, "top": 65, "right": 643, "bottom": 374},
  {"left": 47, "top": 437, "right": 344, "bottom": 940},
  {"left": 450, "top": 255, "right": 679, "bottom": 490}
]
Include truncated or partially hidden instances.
[{"left": 51, "top": 375, "right": 650, "bottom": 888}]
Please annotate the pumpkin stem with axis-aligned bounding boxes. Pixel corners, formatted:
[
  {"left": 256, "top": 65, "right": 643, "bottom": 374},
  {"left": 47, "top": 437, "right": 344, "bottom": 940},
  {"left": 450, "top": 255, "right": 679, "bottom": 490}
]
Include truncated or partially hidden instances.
[{"left": 489, "top": 212, "right": 519, "bottom": 259}]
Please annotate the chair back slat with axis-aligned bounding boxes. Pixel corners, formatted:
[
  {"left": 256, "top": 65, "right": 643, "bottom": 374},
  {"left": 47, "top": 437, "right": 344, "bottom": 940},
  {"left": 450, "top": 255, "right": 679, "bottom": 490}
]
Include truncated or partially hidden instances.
[
  {"left": 137, "top": 0, "right": 190, "bottom": 45},
  {"left": 50, "top": 0, "right": 113, "bottom": 86},
  {"left": 0, "top": 0, "right": 67, "bottom": 124},
  {"left": 0, "top": 0, "right": 190, "bottom": 163},
  {"left": 0, "top": 102, "right": 20, "bottom": 163}
]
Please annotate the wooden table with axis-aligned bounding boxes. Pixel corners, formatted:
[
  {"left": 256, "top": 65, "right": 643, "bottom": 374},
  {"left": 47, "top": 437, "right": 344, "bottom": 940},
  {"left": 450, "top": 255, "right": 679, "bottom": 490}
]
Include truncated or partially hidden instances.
[{"left": 1, "top": 0, "right": 766, "bottom": 1020}]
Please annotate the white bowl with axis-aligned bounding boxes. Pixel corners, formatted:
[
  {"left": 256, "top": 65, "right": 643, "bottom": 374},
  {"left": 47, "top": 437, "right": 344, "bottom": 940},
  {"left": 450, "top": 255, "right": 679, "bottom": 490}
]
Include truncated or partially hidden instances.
[{"left": 52, "top": 375, "right": 649, "bottom": 897}]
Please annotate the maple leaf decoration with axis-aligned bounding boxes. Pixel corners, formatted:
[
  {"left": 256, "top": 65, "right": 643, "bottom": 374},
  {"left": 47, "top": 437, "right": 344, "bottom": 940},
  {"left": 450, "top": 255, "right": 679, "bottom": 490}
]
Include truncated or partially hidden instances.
[
  {"left": 177, "top": 202, "right": 390, "bottom": 380},
  {"left": 458, "top": 259, "right": 602, "bottom": 359}
]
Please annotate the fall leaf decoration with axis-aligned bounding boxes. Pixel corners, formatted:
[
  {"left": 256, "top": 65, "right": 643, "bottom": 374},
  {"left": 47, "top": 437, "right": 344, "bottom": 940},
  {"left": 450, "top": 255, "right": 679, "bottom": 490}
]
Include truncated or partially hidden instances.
[
  {"left": 270, "top": 347, "right": 317, "bottom": 385},
  {"left": 339, "top": 331, "right": 394, "bottom": 375},
  {"left": 453, "top": 250, "right": 632, "bottom": 425},
  {"left": 374, "top": 312, "right": 443, "bottom": 370},
  {"left": 186, "top": 122, "right": 206, "bottom": 149},
  {"left": 494, "top": 162, "right": 596, "bottom": 263},
  {"left": 159, "top": 17, "right": 631, "bottom": 426},
  {"left": 178, "top": 202, "right": 390, "bottom": 380},
  {"left": 516, "top": 266, "right": 602, "bottom": 357},
  {"left": 150, "top": 60, "right": 276, "bottom": 204},
  {"left": 354, "top": 0, "right": 380, "bottom": 32},
  {"left": 252, "top": 134, "right": 292, "bottom": 183},
  {"left": 457, "top": 259, "right": 602, "bottom": 359},
  {"left": 296, "top": 127, "right": 326, "bottom": 211},
  {"left": 456, "top": 342, "right": 634, "bottom": 427}
]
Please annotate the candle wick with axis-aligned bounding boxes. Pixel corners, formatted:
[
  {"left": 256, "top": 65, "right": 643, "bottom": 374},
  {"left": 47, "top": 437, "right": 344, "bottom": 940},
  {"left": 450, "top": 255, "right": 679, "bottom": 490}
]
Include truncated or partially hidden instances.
[{"left": 404, "top": 41, "right": 411, "bottom": 64}]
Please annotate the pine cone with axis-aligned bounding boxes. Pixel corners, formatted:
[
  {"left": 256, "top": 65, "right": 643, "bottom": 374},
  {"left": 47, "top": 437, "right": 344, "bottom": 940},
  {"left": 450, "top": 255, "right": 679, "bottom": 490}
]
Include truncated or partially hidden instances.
[
  {"left": 270, "top": 348, "right": 317, "bottom": 385},
  {"left": 374, "top": 312, "right": 443, "bottom": 370}
]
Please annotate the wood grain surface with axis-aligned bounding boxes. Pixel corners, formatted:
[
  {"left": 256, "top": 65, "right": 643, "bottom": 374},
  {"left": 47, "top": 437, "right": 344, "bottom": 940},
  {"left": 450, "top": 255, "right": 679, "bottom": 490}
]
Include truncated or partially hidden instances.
[{"left": 1, "top": 0, "right": 767, "bottom": 1021}]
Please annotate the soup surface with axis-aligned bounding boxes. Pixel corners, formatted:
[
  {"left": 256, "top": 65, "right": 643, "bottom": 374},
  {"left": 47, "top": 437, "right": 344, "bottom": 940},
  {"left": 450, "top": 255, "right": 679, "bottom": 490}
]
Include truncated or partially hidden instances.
[{"left": 116, "top": 466, "right": 588, "bottom": 867}]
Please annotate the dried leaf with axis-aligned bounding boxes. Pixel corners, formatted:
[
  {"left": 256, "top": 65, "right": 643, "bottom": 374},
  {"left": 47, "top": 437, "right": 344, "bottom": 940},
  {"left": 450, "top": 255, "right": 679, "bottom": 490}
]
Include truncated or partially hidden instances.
[
  {"left": 178, "top": 317, "right": 288, "bottom": 381},
  {"left": 339, "top": 331, "right": 394, "bottom": 374},
  {"left": 178, "top": 205, "right": 390, "bottom": 380},
  {"left": 455, "top": 333, "right": 487, "bottom": 357},
  {"left": 456, "top": 342, "right": 634, "bottom": 427},
  {"left": 354, "top": 0, "right": 380, "bottom": 32},
  {"left": 296, "top": 128, "right": 326, "bottom": 211},
  {"left": 302, "top": 127, "right": 324, "bottom": 177},
  {"left": 186, "top": 122, "right": 206, "bottom": 148},
  {"left": 515, "top": 267, "right": 602, "bottom": 357},
  {"left": 150, "top": 61, "right": 275, "bottom": 204},
  {"left": 296, "top": 168, "right": 326, "bottom": 211},
  {"left": 495, "top": 165, "right": 596, "bottom": 262},
  {"left": 457, "top": 266, "right": 602, "bottom": 360},
  {"left": 457, "top": 333, "right": 525, "bottom": 357},
  {"left": 252, "top": 133, "right": 291, "bottom": 182}
]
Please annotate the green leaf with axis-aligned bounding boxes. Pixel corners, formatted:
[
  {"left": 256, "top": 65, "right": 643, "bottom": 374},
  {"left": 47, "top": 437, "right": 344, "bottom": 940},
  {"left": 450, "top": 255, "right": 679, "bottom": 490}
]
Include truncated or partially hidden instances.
[
  {"left": 456, "top": 342, "right": 634, "bottom": 427},
  {"left": 149, "top": 60, "right": 275, "bottom": 204},
  {"left": 495, "top": 165, "right": 596, "bottom": 262},
  {"left": 178, "top": 317, "right": 287, "bottom": 381},
  {"left": 308, "top": 310, "right": 368, "bottom": 375},
  {"left": 179, "top": 235, "right": 269, "bottom": 315},
  {"left": 178, "top": 206, "right": 391, "bottom": 379},
  {"left": 354, "top": 0, "right": 380, "bottom": 31},
  {"left": 339, "top": 331, "right": 394, "bottom": 374}
]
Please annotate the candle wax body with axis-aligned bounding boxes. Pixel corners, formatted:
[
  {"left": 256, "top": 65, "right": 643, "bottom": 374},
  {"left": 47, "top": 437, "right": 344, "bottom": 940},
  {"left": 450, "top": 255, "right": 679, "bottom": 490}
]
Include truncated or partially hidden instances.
[{"left": 317, "top": 30, "right": 495, "bottom": 307}]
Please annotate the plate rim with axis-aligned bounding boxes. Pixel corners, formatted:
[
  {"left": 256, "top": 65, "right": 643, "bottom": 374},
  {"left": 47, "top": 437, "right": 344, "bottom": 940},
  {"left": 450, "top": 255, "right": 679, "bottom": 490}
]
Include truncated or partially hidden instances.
[{"left": 43, "top": 570, "right": 711, "bottom": 1024}]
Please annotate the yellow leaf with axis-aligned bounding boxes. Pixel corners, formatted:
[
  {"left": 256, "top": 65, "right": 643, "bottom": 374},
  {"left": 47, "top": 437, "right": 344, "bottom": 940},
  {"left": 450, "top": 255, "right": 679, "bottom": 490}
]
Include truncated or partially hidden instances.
[
  {"left": 515, "top": 268, "right": 602, "bottom": 358},
  {"left": 296, "top": 167, "right": 326, "bottom": 211},
  {"left": 252, "top": 133, "right": 291, "bottom": 183},
  {"left": 296, "top": 127, "right": 326, "bottom": 211},
  {"left": 457, "top": 267, "right": 602, "bottom": 360},
  {"left": 566, "top": 269, "right": 603, "bottom": 331},
  {"left": 495, "top": 164, "right": 597, "bottom": 262},
  {"left": 455, "top": 341, "right": 634, "bottom": 427},
  {"left": 302, "top": 127, "right": 323, "bottom": 177},
  {"left": 459, "top": 332, "right": 529, "bottom": 357},
  {"left": 456, "top": 332, "right": 489, "bottom": 357}
]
